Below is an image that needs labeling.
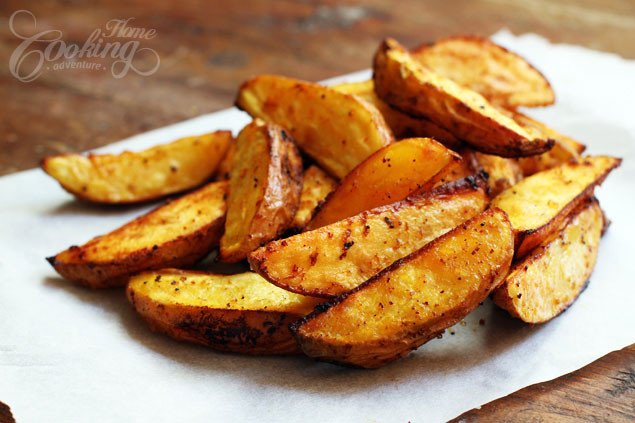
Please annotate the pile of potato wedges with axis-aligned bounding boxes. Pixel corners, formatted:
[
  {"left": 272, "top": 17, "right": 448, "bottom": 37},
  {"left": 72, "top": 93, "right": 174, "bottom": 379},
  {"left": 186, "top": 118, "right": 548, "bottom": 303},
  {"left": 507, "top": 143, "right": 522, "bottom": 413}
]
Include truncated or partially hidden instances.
[{"left": 44, "top": 36, "right": 621, "bottom": 368}]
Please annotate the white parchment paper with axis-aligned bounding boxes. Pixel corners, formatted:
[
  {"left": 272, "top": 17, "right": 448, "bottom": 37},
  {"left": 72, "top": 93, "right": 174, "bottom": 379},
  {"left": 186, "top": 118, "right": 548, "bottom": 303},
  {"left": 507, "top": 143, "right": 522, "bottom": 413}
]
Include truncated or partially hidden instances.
[{"left": 1, "top": 31, "right": 634, "bottom": 422}]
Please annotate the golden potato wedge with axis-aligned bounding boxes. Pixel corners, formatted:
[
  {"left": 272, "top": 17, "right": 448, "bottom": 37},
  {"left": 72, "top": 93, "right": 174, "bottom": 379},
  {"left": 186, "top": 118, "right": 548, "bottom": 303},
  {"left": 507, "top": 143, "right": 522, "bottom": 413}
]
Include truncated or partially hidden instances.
[
  {"left": 235, "top": 75, "right": 394, "bottom": 178},
  {"left": 510, "top": 112, "right": 586, "bottom": 176},
  {"left": 220, "top": 119, "right": 303, "bottom": 263},
  {"left": 411, "top": 36, "right": 555, "bottom": 108},
  {"left": 289, "top": 165, "right": 338, "bottom": 232},
  {"left": 213, "top": 138, "right": 237, "bottom": 181},
  {"left": 127, "top": 270, "right": 321, "bottom": 354},
  {"left": 250, "top": 174, "right": 489, "bottom": 298},
  {"left": 493, "top": 199, "right": 603, "bottom": 323},
  {"left": 332, "top": 80, "right": 461, "bottom": 148},
  {"left": 421, "top": 149, "right": 478, "bottom": 190},
  {"left": 41, "top": 131, "right": 231, "bottom": 204},
  {"left": 290, "top": 208, "right": 514, "bottom": 368},
  {"left": 470, "top": 150, "right": 523, "bottom": 197},
  {"left": 47, "top": 181, "right": 228, "bottom": 288},
  {"left": 491, "top": 156, "right": 621, "bottom": 258},
  {"left": 306, "top": 137, "right": 460, "bottom": 230},
  {"left": 373, "top": 38, "right": 554, "bottom": 158}
]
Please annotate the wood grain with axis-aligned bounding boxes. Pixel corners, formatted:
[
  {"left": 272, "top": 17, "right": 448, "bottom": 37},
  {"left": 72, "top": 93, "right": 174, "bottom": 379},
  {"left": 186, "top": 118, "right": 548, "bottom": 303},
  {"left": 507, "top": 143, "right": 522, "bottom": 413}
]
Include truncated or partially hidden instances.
[
  {"left": 451, "top": 344, "right": 635, "bottom": 422},
  {"left": 1, "top": 0, "right": 634, "bottom": 420},
  {"left": 2, "top": 0, "right": 635, "bottom": 175}
]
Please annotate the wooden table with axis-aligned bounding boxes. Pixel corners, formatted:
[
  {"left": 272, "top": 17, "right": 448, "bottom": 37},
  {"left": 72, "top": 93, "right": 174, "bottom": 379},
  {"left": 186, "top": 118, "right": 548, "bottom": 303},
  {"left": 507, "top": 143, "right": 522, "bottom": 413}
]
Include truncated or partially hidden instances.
[{"left": 1, "top": 1, "right": 633, "bottom": 421}]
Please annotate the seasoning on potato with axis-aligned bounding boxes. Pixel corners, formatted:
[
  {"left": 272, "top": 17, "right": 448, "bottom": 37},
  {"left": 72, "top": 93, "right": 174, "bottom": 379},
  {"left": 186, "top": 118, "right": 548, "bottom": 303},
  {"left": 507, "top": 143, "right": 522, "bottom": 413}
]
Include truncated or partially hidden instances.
[
  {"left": 219, "top": 119, "right": 303, "bottom": 263},
  {"left": 42, "top": 131, "right": 231, "bottom": 204}
]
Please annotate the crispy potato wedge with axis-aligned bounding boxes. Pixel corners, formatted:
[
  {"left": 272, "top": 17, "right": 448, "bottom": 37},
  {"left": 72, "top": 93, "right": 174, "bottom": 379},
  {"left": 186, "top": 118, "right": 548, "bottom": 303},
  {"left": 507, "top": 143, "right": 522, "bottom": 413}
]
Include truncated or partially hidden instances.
[
  {"left": 373, "top": 39, "right": 554, "bottom": 157},
  {"left": 510, "top": 112, "right": 586, "bottom": 176},
  {"left": 470, "top": 150, "right": 523, "bottom": 197},
  {"left": 306, "top": 137, "right": 460, "bottom": 230},
  {"left": 41, "top": 131, "right": 231, "bottom": 204},
  {"left": 213, "top": 138, "right": 237, "bottom": 181},
  {"left": 250, "top": 174, "right": 489, "bottom": 298},
  {"left": 235, "top": 75, "right": 394, "bottom": 178},
  {"left": 491, "top": 156, "right": 621, "bottom": 258},
  {"left": 290, "top": 208, "right": 514, "bottom": 368},
  {"left": 332, "top": 80, "right": 461, "bottom": 148},
  {"left": 289, "top": 165, "right": 338, "bottom": 232},
  {"left": 220, "top": 119, "right": 303, "bottom": 262},
  {"left": 47, "top": 181, "right": 228, "bottom": 288},
  {"left": 127, "top": 270, "right": 321, "bottom": 354},
  {"left": 493, "top": 199, "right": 603, "bottom": 323},
  {"left": 421, "top": 149, "right": 478, "bottom": 190},
  {"left": 411, "top": 36, "right": 555, "bottom": 108}
]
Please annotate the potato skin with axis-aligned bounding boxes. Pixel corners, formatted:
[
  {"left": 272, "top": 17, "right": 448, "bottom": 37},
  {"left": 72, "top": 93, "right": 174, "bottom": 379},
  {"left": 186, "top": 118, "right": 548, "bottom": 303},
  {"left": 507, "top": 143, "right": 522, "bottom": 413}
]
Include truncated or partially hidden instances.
[
  {"left": 411, "top": 36, "right": 555, "bottom": 108},
  {"left": 290, "top": 208, "right": 514, "bottom": 368},
  {"left": 47, "top": 181, "right": 228, "bottom": 288},
  {"left": 373, "top": 38, "right": 554, "bottom": 158},
  {"left": 127, "top": 270, "right": 320, "bottom": 354},
  {"left": 331, "top": 80, "right": 461, "bottom": 149},
  {"left": 250, "top": 173, "right": 489, "bottom": 298},
  {"left": 41, "top": 131, "right": 231, "bottom": 204},
  {"left": 220, "top": 120, "right": 303, "bottom": 262},
  {"left": 491, "top": 156, "right": 621, "bottom": 258},
  {"left": 236, "top": 75, "right": 394, "bottom": 179},
  {"left": 306, "top": 137, "right": 460, "bottom": 230},
  {"left": 493, "top": 199, "right": 603, "bottom": 323}
]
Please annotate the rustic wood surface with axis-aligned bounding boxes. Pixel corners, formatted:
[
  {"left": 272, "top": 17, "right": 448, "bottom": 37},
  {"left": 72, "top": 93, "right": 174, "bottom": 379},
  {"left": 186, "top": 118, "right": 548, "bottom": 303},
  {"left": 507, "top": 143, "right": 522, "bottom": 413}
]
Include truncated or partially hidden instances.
[{"left": 1, "top": 0, "right": 634, "bottom": 421}]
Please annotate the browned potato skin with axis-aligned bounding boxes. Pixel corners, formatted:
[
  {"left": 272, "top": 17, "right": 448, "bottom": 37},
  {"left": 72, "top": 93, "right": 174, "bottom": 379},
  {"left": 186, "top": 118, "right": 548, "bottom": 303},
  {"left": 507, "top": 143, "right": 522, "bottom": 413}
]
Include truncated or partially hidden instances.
[
  {"left": 373, "top": 38, "right": 554, "bottom": 158},
  {"left": 418, "top": 148, "right": 479, "bottom": 190},
  {"left": 127, "top": 270, "right": 321, "bottom": 354},
  {"left": 289, "top": 165, "right": 338, "bottom": 232},
  {"left": 493, "top": 199, "right": 603, "bottom": 323},
  {"left": 220, "top": 120, "right": 303, "bottom": 263},
  {"left": 491, "top": 156, "right": 621, "bottom": 258},
  {"left": 250, "top": 174, "right": 489, "bottom": 298},
  {"left": 290, "top": 208, "right": 514, "bottom": 368},
  {"left": 47, "top": 181, "right": 228, "bottom": 288},
  {"left": 411, "top": 36, "right": 555, "bottom": 108},
  {"left": 41, "top": 131, "right": 231, "bottom": 204},
  {"left": 331, "top": 80, "right": 461, "bottom": 149},
  {"left": 306, "top": 137, "right": 460, "bottom": 230},
  {"left": 236, "top": 75, "right": 394, "bottom": 179},
  {"left": 470, "top": 150, "right": 523, "bottom": 197}
]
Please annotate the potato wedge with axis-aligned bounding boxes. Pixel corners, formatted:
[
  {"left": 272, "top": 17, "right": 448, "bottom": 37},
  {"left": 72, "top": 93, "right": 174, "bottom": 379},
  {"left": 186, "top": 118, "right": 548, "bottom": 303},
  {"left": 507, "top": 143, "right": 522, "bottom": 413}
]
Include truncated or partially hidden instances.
[
  {"left": 47, "top": 181, "right": 228, "bottom": 288},
  {"left": 411, "top": 36, "right": 555, "bottom": 108},
  {"left": 493, "top": 199, "right": 603, "bottom": 323},
  {"left": 235, "top": 75, "right": 394, "bottom": 178},
  {"left": 491, "top": 156, "right": 621, "bottom": 258},
  {"left": 510, "top": 112, "right": 585, "bottom": 176},
  {"left": 470, "top": 150, "right": 523, "bottom": 197},
  {"left": 213, "top": 138, "right": 237, "bottom": 181},
  {"left": 290, "top": 208, "right": 514, "bottom": 368},
  {"left": 41, "top": 131, "right": 231, "bottom": 204},
  {"left": 373, "top": 38, "right": 554, "bottom": 157},
  {"left": 421, "top": 149, "right": 478, "bottom": 190},
  {"left": 220, "top": 119, "right": 303, "bottom": 262},
  {"left": 289, "top": 165, "right": 338, "bottom": 232},
  {"left": 250, "top": 174, "right": 489, "bottom": 298},
  {"left": 332, "top": 80, "right": 461, "bottom": 148},
  {"left": 127, "top": 270, "right": 321, "bottom": 354},
  {"left": 306, "top": 137, "right": 460, "bottom": 230}
]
